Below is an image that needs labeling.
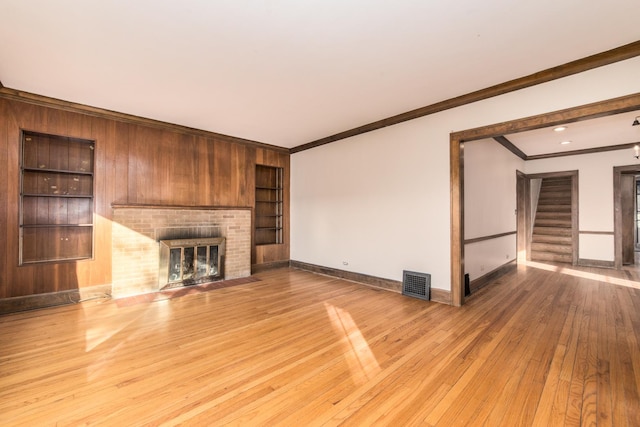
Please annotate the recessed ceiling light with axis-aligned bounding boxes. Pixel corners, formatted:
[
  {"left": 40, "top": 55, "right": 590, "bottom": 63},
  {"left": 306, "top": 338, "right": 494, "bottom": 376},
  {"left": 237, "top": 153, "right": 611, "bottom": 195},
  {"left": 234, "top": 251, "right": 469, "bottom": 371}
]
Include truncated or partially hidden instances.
[
  {"left": 560, "top": 140, "right": 571, "bottom": 145},
  {"left": 554, "top": 126, "right": 567, "bottom": 132}
]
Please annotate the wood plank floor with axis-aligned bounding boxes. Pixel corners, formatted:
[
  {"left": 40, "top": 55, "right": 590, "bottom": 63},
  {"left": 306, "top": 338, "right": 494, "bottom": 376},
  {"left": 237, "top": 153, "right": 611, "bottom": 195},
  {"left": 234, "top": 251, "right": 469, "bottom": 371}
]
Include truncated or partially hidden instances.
[{"left": 1, "top": 264, "right": 640, "bottom": 426}]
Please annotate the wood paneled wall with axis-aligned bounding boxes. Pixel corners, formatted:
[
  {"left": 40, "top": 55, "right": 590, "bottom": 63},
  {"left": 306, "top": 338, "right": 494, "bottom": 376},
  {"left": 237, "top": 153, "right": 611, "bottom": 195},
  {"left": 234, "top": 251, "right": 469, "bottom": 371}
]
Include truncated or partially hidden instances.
[{"left": 0, "top": 97, "right": 289, "bottom": 298}]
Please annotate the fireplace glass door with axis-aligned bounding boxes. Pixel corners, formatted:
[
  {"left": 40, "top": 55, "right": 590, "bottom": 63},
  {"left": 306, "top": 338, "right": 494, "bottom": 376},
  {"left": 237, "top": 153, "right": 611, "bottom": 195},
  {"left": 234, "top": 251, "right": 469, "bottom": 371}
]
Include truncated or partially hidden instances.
[{"left": 159, "top": 237, "right": 225, "bottom": 288}]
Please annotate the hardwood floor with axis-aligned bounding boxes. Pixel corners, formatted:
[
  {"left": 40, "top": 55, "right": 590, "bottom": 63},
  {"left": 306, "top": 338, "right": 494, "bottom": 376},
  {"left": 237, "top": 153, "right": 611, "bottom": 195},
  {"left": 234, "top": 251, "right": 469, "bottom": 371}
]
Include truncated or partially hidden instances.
[{"left": 1, "top": 265, "right": 639, "bottom": 426}]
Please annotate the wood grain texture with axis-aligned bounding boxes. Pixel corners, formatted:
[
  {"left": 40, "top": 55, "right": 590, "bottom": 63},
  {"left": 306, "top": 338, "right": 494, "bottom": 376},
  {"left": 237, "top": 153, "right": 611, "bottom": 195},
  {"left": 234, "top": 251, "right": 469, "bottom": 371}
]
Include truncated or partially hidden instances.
[
  {"left": 0, "top": 98, "right": 290, "bottom": 298},
  {"left": 1, "top": 266, "right": 639, "bottom": 425},
  {"left": 0, "top": 87, "right": 288, "bottom": 154}
]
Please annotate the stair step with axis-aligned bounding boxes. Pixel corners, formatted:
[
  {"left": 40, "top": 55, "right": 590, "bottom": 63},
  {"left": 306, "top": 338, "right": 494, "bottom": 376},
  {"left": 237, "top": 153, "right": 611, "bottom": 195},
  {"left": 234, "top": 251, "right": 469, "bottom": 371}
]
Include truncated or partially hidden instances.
[
  {"left": 533, "top": 226, "right": 572, "bottom": 236},
  {"left": 534, "top": 218, "right": 572, "bottom": 227},
  {"left": 541, "top": 180, "right": 571, "bottom": 187},
  {"left": 532, "top": 234, "right": 572, "bottom": 244},
  {"left": 536, "top": 204, "right": 571, "bottom": 215},
  {"left": 530, "top": 251, "right": 573, "bottom": 263},
  {"left": 537, "top": 196, "right": 572, "bottom": 204},
  {"left": 535, "top": 211, "right": 572, "bottom": 220},
  {"left": 531, "top": 242, "right": 573, "bottom": 254}
]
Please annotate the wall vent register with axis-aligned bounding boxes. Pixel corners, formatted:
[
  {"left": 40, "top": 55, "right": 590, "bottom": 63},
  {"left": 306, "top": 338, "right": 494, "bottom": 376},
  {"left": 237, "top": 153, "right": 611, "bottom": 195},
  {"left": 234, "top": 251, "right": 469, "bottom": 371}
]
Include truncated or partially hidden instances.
[{"left": 402, "top": 270, "right": 431, "bottom": 301}]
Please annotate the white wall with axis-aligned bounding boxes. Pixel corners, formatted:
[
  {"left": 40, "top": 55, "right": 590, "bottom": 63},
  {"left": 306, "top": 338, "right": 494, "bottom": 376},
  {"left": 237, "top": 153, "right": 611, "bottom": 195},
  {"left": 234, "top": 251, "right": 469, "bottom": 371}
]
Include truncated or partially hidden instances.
[
  {"left": 463, "top": 139, "right": 524, "bottom": 281},
  {"left": 525, "top": 149, "right": 640, "bottom": 261},
  {"left": 291, "top": 57, "right": 640, "bottom": 291}
]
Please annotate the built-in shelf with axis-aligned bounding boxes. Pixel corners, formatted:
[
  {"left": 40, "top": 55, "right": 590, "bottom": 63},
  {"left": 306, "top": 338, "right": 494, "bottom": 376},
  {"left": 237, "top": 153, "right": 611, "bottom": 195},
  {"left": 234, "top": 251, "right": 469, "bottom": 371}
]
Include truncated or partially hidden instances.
[
  {"left": 255, "top": 165, "right": 283, "bottom": 246},
  {"left": 20, "top": 131, "right": 95, "bottom": 264}
]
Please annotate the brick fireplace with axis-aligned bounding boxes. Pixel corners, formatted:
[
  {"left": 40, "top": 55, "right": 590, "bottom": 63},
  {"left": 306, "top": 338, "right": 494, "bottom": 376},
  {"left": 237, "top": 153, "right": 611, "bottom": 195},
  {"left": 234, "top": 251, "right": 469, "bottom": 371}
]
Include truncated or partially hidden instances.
[{"left": 111, "top": 207, "right": 251, "bottom": 297}]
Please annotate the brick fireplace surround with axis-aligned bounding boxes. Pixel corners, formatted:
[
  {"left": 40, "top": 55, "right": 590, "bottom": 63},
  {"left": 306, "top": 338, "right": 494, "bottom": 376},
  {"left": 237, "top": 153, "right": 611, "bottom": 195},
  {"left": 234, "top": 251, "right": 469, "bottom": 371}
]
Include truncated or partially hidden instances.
[{"left": 111, "top": 207, "right": 251, "bottom": 298}]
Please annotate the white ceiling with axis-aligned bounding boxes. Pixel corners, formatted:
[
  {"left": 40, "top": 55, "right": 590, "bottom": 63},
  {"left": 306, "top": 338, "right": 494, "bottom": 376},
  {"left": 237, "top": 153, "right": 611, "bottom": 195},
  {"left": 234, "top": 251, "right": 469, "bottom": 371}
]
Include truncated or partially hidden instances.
[
  {"left": 0, "top": 0, "right": 638, "bottom": 148},
  {"left": 508, "top": 110, "right": 640, "bottom": 157}
]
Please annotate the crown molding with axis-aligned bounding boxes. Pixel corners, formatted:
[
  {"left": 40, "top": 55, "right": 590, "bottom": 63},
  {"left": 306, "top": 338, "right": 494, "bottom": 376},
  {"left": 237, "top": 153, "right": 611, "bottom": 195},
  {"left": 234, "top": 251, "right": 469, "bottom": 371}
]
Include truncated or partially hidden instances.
[{"left": 291, "top": 40, "right": 640, "bottom": 154}]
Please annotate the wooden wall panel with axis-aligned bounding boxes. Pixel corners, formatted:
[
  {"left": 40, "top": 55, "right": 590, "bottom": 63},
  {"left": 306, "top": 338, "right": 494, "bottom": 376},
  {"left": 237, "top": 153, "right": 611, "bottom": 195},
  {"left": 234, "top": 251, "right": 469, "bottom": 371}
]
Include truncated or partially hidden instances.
[
  {"left": 0, "top": 100, "right": 9, "bottom": 298},
  {"left": 0, "top": 96, "right": 290, "bottom": 298},
  {"left": 212, "top": 140, "right": 255, "bottom": 207},
  {"left": 194, "top": 136, "right": 216, "bottom": 206}
]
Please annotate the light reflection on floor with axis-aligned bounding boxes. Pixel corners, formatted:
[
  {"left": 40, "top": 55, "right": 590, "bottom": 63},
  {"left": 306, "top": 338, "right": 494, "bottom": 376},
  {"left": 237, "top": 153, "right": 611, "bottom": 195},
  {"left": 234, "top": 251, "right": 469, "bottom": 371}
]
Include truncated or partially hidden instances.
[
  {"left": 324, "top": 302, "right": 381, "bottom": 385},
  {"left": 82, "top": 299, "right": 173, "bottom": 381},
  {"left": 525, "top": 260, "right": 640, "bottom": 290}
]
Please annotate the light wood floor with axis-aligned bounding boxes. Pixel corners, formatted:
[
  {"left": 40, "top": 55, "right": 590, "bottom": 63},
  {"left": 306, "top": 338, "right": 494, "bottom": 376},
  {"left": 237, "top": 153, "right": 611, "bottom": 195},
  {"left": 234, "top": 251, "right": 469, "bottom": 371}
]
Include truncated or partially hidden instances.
[{"left": 1, "top": 264, "right": 640, "bottom": 426}]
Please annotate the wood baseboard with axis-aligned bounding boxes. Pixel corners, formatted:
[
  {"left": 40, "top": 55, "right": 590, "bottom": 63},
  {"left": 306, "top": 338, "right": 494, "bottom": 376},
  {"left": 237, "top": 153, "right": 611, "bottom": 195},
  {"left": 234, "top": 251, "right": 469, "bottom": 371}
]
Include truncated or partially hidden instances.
[
  {"left": 577, "top": 258, "right": 615, "bottom": 269},
  {"left": 0, "top": 284, "right": 112, "bottom": 315},
  {"left": 252, "top": 260, "right": 291, "bottom": 274},
  {"left": 469, "top": 260, "right": 517, "bottom": 293},
  {"left": 290, "top": 260, "right": 452, "bottom": 305}
]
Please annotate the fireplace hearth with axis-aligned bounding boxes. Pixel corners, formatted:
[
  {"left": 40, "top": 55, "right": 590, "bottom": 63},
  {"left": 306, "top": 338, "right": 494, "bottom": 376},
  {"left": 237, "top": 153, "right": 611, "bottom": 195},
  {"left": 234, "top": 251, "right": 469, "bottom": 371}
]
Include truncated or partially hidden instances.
[{"left": 159, "top": 237, "right": 225, "bottom": 289}]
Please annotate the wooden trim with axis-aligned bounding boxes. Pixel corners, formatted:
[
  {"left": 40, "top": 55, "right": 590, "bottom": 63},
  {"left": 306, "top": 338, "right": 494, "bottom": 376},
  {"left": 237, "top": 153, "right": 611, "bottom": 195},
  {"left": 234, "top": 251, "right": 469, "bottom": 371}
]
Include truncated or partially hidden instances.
[
  {"left": 290, "top": 260, "right": 454, "bottom": 305},
  {"left": 452, "top": 95, "right": 640, "bottom": 306},
  {"left": 464, "top": 231, "right": 516, "bottom": 245},
  {"left": 579, "top": 230, "right": 614, "bottom": 235},
  {"left": 251, "top": 260, "right": 291, "bottom": 274},
  {"left": 577, "top": 258, "right": 615, "bottom": 268},
  {"left": 516, "top": 170, "right": 531, "bottom": 263},
  {"left": 430, "top": 288, "right": 452, "bottom": 305},
  {"left": 494, "top": 136, "right": 527, "bottom": 160},
  {"left": 527, "top": 141, "right": 640, "bottom": 161},
  {"left": 292, "top": 41, "right": 640, "bottom": 153},
  {"left": 0, "top": 284, "right": 111, "bottom": 314},
  {"left": 469, "top": 260, "right": 517, "bottom": 293},
  {"left": 111, "top": 203, "right": 251, "bottom": 210},
  {"left": 0, "top": 86, "right": 289, "bottom": 154},
  {"left": 290, "top": 260, "right": 402, "bottom": 292},
  {"left": 454, "top": 93, "right": 640, "bottom": 143},
  {"left": 613, "top": 165, "right": 640, "bottom": 269},
  {"left": 451, "top": 137, "right": 463, "bottom": 307}
]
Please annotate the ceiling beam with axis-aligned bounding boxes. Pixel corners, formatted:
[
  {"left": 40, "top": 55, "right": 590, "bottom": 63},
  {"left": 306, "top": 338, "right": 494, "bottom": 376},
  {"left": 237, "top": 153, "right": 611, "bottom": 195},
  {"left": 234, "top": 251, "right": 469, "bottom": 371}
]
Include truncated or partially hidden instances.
[
  {"left": 291, "top": 40, "right": 640, "bottom": 154},
  {"left": 493, "top": 136, "right": 527, "bottom": 160},
  {"left": 526, "top": 141, "right": 640, "bottom": 161}
]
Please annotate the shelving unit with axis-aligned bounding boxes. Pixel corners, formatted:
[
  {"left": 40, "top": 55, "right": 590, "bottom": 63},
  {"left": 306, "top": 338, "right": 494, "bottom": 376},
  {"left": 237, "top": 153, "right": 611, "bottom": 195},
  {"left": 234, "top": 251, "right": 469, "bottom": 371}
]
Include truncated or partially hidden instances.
[
  {"left": 20, "top": 131, "right": 95, "bottom": 264},
  {"left": 255, "top": 165, "right": 283, "bottom": 245}
]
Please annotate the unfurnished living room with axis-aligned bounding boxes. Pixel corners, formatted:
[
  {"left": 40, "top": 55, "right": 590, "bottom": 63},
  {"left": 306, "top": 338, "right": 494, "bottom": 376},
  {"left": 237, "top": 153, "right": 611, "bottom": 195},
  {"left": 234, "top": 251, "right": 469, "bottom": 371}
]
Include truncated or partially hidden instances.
[{"left": 1, "top": 1, "right": 640, "bottom": 425}]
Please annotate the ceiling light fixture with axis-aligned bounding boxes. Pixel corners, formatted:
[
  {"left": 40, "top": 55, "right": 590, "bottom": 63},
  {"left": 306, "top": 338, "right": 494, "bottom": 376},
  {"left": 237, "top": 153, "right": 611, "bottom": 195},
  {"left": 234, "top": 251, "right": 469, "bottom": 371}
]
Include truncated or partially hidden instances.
[
  {"left": 553, "top": 126, "right": 567, "bottom": 132},
  {"left": 560, "top": 140, "right": 571, "bottom": 145},
  {"left": 635, "top": 145, "right": 640, "bottom": 159},
  {"left": 633, "top": 116, "right": 640, "bottom": 126}
]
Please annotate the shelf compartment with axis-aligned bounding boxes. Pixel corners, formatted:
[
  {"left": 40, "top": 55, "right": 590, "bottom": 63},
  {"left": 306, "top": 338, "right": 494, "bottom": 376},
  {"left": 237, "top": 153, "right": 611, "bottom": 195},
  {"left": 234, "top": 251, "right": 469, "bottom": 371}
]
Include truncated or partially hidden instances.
[
  {"left": 23, "top": 170, "right": 93, "bottom": 196},
  {"left": 255, "top": 164, "right": 284, "bottom": 246},
  {"left": 20, "top": 131, "right": 95, "bottom": 265},
  {"left": 23, "top": 132, "right": 94, "bottom": 173},
  {"left": 21, "top": 225, "right": 93, "bottom": 264}
]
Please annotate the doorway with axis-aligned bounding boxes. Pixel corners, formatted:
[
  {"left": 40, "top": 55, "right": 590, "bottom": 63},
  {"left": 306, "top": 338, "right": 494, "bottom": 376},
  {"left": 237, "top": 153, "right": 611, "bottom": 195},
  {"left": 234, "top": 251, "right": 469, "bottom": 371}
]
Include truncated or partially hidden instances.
[
  {"left": 450, "top": 93, "right": 640, "bottom": 306},
  {"left": 614, "top": 165, "right": 640, "bottom": 268}
]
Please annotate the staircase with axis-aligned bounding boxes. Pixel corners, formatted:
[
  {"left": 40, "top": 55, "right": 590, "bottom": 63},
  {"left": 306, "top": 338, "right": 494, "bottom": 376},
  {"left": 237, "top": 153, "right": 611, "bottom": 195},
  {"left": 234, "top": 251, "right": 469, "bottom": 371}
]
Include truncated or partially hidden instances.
[{"left": 530, "top": 177, "right": 573, "bottom": 264}]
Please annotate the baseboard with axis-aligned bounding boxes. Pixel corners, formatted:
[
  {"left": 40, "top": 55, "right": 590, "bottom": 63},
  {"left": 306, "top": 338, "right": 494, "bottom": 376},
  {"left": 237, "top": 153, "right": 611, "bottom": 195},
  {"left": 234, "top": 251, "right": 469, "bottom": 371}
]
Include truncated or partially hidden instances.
[
  {"left": 290, "top": 260, "right": 452, "bottom": 305},
  {"left": 430, "top": 288, "right": 452, "bottom": 305},
  {"left": 251, "top": 260, "right": 291, "bottom": 274},
  {"left": 469, "top": 260, "right": 517, "bottom": 293},
  {"left": 577, "top": 258, "right": 615, "bottom": 268},
  {"left": 0, "top": 284, "right": 112, "bottom": 315}
]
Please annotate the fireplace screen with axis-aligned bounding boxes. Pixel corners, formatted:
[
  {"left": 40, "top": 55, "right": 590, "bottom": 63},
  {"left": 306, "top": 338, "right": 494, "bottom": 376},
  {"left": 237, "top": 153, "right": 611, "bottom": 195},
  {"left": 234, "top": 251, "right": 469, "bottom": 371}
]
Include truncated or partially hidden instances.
[{"left": 159, "top": 237, "right": 225, "bottom": 288}]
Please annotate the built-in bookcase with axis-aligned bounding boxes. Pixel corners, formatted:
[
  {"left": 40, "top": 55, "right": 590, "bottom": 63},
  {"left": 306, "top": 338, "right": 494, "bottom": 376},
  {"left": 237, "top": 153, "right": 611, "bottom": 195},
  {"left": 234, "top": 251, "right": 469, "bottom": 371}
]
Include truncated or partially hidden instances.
[
  {"left": 20, "top": 131, "right": 95, "bottom": 264},
  {"left": 255, "top": 165, "right": 283, "bottom": 245}
]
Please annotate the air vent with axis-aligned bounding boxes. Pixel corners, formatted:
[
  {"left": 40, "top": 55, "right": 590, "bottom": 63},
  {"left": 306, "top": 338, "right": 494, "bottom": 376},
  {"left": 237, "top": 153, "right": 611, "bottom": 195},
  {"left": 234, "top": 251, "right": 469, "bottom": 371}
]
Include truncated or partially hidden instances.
[{"left": 402, "top": 270, "right": 431, "bottom": 301}]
